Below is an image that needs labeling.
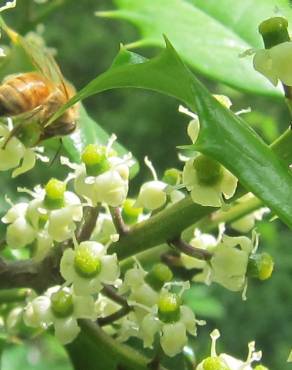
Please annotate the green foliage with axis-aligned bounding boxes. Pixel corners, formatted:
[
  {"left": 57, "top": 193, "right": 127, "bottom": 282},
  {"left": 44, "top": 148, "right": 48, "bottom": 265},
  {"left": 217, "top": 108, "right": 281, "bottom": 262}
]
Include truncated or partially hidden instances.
[
  {"left": 1, "top": 2, "right": 292, "bottom": 370},
  {"left": 97, "top": 0, "right": 292, "bottom": 95},
  {"left": 50, "top": 39, "right": 292, "bottom": 227}
]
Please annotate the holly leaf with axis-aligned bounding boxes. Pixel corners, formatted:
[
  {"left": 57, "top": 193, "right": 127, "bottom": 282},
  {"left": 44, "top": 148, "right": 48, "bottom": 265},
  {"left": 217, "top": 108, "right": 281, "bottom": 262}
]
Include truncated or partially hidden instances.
[
  {"left": 48, "top": 38, "right": 292, "bottom": 227},
  {"left": 96, "top": 0, "right": 292, "bottom": 95}
]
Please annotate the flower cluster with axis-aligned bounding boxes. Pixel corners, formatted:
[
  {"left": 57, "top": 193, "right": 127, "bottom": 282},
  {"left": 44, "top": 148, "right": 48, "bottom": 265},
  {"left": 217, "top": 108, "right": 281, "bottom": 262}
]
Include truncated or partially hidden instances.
[
  {"left": 2, "top": 178, "right": 82, "bottom": 260},
  {"left": 181, "top": 228, "right": 274, "bottom": 298}
]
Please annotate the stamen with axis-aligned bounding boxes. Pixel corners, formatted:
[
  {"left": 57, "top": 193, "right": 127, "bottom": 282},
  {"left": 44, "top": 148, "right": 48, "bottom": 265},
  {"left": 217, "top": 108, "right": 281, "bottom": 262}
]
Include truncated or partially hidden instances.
[
  {"left": 106, "top": 134, "right": 117, "bottom": 156},
  {"left": 178, "top": 105, "right": 198, "bottom": 119},
  {"left": 144, "top": 156, "right": 158, "bottom": 181},
  {"left": 210, "top": 329, "right": 220, "bottom": 357}
]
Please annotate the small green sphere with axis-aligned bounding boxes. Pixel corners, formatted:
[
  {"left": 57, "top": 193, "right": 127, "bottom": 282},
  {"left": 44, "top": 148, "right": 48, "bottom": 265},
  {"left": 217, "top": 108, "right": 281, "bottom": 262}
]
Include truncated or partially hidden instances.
[
  {"left": 51, "top": 290, "right": 74, "bottom": 318},
  {"left": 74, "top": 245, "right": 102, "bottom": 278},
  {"left": 194, "top": 155, "right": 223, "bottom": 186},
  {"left": 158, "top": 292, "right": 180, "bottom": 323}
]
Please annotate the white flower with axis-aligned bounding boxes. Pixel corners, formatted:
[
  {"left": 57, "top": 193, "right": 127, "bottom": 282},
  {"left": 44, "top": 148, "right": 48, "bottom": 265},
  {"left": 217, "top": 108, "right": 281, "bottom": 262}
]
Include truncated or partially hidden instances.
[
  {"left": 74, "top": 161, "right": 129, "bottom": 207},
  {"left": 0, "top": 123, "right": 39, "bottom": 177},
  {"left": 180, "top": 95, "right": 231, "bottom": 145},
  {"left": 196, "top": 329, "right": 262, "bottom": 370},
  {"left": 24, "top": 286, "right": 97, "bottom": 344},
  {"left": 194, "top": 234, "right": 254, "bottom": 294},
  {"left": 6, "top": 216, "right": 36, "bottom": 248},
  {"left": 60, "top": 241, "right": 120, "bottom": 295},
  {"left": 253, "top": 42, "right": 292, "bottom": 86},
  {"left": 182, "top": 156, "right": 237, "bottom": 207},
  {"left": 1, "top": 202, "right": 28, "bottom": 223},
  {"left": 32, "top": 229, "right": 53, "bottom": 261},
  {"left": 25, "top": 183, "right": 83, "bottom": 243},
  {"left": 231, "top": 194, "right": 270, "bottom": 233},
  {"left": 210, "top": 235, "right": 253, "bottom": 292},
  {"left": 181, "top": 228, "right": 221, "bottom": 270},
  {"left": 135, "top": 180, "right": 167, "bottom": 211},
  {"left": 92, "top": 212, "right": 117, "bottom": 244},
  {"left": 139, "top": 292, "right": 198, "bottom": 357},
  {"left": 47, "top": 191, "right": 83, "bottom": 242},
  {"left": 94, "top": 168, "right": 128, "bottom": 207}
]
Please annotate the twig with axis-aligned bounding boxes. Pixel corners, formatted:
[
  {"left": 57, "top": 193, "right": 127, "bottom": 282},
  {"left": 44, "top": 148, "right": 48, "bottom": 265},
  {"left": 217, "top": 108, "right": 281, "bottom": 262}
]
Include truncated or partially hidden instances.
[
  {"left": 102, "top": 285, "right": 128, "bottom": 306},
  {"left": 77, "top": 205, "right": 100, "bottom": 243},
  {"left": 168, "top": 237, "right": 212, "bottom": 261},
  {"left": 110, "top": 207, "right": 130, "bottom": 236},
  {"left": 98, "top": 305, "right": 131, "bottom": 327}
]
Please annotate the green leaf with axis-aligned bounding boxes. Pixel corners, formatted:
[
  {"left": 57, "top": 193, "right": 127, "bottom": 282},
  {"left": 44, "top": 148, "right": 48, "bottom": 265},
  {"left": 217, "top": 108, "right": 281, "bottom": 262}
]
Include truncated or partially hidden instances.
[
  {"left": 50, "top": 39, "right": 292, "bottom": 227},
  {"left": 96, "top": 0, "right": 292, "bottom": 95}
]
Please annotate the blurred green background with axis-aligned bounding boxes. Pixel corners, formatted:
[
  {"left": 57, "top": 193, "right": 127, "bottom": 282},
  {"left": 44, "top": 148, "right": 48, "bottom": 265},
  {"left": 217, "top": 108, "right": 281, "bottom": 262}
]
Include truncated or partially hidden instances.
[{"left": 0, "top": 0, "right": 292, "bottom": 369}]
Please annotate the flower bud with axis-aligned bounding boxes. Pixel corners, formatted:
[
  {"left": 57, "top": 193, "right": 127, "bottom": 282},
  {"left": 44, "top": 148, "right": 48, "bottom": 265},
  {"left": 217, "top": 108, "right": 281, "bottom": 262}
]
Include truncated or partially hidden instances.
[
  {"left": 122, "top": 198, "right": 143, "bottom": 225},
  {"left": 145, "top": 263, "right": 173, "bottom": 291},
  {"left": 259, "top": 17, "right": 289, "bottom": 49},
  {"left": 162, "top": 168, "right": 181, "bottom": 186},
  {"left": 135, "top": 180, "right": 167, "bottom": 211},
  {"left": 6, "top": 217, "right": 35, "bottom": 248},
  {"left": 247, "top": 253, "right": 274, "bottom": 281},
  {"left": 94, "top": 170, "right": 128, "bottom": 207}
]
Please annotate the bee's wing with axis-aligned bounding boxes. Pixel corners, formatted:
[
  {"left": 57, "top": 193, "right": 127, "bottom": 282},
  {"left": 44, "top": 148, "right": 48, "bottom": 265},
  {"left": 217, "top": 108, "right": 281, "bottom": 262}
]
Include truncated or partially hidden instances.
[{"left": 0, "top": 16, "right": 70, "bottom": 99}]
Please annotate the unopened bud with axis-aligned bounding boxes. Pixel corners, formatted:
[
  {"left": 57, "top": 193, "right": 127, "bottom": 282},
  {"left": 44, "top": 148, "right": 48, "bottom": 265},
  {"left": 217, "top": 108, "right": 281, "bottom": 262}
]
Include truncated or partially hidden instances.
[
  {"left": 122, "top": 198, "right": 143, "bottom": 225},
  {"left": 145, "top": 263, "right": 173, "bottom": 291},
  {"left": 259, "top": 17, "right": 289, "bottom": 49}
]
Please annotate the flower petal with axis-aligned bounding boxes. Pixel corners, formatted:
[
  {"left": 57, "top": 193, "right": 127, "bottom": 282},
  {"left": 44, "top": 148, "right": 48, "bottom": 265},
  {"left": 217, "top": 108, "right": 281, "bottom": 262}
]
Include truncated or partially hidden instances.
[
  {"left": 160, "top": 322, "right": 187, "bottom": 357},
  {"left": 221, "top": 169, "right": 238, "bottom": 199},
  {"left": 253, "top": 49, "right": 278, "bottom": 86},
  {"left": 180, "top": 305, "right": 197, "bottom": 336},
  {"left": 73, "top": 295, "right": 96, "bottom": 320},
  {"left": 60, "top": 249, "right": 75, "bottom": 282},
  {"left": 12, "top": 148, "right": 36, "bottom": 178},
  {"left": 190, "top": 185, "right": 221, "bottom": 207},
  {"left": 140, "top": 314, "right": 160, "bottom": 348},
  {"left": 99, "top": 254, "right": 120, "bottom": 283},
  {"left": 54, "top": 317, "right": 80, "bottom": 344}
]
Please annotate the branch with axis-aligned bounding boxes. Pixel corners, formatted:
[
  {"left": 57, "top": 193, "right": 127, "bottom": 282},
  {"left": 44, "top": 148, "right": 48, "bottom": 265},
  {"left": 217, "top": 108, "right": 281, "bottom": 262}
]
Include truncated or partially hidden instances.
[
  {"left": 0, "top": 249, "right": 63, "bottom": 293},
  {"left": 110, "top": 207, "right": 129, "bottom": 236},
  {"left": 77, "top": 205, "right": 100, "bottom": 243},
  {"left": 98, "top": 305, "right": 131, "bottom": 327},
  {"left": 169, "top": 237, "right": 212, "bottom": 260},
  {"left": 101, "top": 285, "right": 128, "bottom": 307},
  {"left": 0, "top": 129, "right": 291, "bottom": 291},
  {"left": 71, "top": 320, "right": 168, "bottom": 370}
]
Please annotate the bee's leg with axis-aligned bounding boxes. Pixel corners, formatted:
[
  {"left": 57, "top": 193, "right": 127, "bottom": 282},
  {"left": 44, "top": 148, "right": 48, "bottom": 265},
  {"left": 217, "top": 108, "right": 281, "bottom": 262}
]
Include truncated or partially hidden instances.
[
  {"left": 49, "top": 138, "right": 63, "bottom": 167},
  {"left": 1, "top": 106, "right": 43, "bottom": 149},
  {"left": 1, "top": 123, "right": 22, "bottom": 149}
]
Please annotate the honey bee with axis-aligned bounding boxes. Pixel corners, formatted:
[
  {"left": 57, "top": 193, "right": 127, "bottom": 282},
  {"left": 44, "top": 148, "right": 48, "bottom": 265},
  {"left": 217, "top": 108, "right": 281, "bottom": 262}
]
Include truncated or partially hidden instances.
[{"left": 0, "top": 19, "right": 78, "bottom": 147}]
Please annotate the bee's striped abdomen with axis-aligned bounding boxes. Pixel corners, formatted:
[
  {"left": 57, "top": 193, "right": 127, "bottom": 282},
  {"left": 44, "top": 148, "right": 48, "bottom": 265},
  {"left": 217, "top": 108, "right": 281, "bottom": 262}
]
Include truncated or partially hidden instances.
[{"left": 0, "top": 72, "right": 51, "bottom": 116}]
